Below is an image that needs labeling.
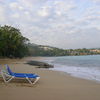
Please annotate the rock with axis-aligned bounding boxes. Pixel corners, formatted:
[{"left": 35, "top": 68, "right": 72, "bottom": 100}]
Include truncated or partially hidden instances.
[{"left": 26, "top": 60, "right": 54, "bottom": 68}]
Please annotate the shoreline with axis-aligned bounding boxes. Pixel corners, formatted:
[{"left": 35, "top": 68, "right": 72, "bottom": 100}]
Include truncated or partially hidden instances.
[
  {"left": 0, "top": 56, "right": 100, "bottom": 84},
  {"left": 0, "top": 57, "right": 100, "bottom": 100}
]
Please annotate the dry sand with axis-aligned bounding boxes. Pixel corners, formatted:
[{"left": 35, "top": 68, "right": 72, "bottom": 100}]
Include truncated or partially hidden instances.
[{"left": 0, "top": 57, "right": 100, "bottom": 100}]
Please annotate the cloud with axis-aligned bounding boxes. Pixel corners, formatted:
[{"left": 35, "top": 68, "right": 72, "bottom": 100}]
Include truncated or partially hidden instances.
[
  {"left": 91, "top": 0, "right": 100, "bottom": 3},
  {"left": 37, "top": 6, "right": 50, "bottom": 17},
  {"left": 0, "top": 5, "right": 5, "bottom": 22},
  {"left": 9, "top": 2, "right": 24, "bottom": 11},
  {"left": 9, "top": 2, "right": 18, "bottom": 9},
  {"left": 54, "top": 0, "right": 76, "bottom": 16}
]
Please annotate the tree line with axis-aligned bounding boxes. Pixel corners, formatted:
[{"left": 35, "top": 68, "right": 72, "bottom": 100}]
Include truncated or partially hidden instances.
[
  {"left": 27, "top": 43, "right": 100, "bottom": 56},
  {"left": 0, "top": 25, "right": 29, "bottom": 58}
]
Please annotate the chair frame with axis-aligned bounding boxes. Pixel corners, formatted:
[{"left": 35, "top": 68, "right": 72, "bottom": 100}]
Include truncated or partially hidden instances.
[{"left": 0, "top": 65, "right": 40, "bottom": 84}]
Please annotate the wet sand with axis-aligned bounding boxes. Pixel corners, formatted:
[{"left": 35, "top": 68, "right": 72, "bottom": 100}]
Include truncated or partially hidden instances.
[{"left": 0, "top": 57, "right": 100, "bottom": 100}]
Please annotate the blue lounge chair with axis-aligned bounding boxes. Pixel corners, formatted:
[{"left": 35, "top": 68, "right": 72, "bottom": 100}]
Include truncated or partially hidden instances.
[{"left": 0, "top": 65, "right": 40, "bottom": 84}]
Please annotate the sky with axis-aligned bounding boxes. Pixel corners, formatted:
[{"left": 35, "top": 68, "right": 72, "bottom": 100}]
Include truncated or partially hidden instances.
[{"left": 0, "top": 0, "right": 100, "bottom": 49}]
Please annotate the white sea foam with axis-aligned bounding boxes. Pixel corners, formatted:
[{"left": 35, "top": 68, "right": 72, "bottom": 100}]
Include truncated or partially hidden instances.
[
  {"left": 51, "top": 64, "right": 100, "bottom": 82},
  {"left": 42, "top": 55, "right": 100, "bottom": 83}
]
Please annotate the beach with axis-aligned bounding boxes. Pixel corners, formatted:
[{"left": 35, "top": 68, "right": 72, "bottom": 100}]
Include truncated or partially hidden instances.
[{"left": 0, "top": 57, "right": 100, "bottom": 100}]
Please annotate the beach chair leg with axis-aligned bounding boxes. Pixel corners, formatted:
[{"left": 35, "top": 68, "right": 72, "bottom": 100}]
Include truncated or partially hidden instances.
[
  {"left": 6, "top": 76, "right": 14, "bottom": 83},
  {"left": 26, "top": 77, "right": 33, "bottom": 84},
  {"left": 33, "top": 77, "right": 40, "bottom": 85},
  {"left": 1, "top": 72, "right": 7, "bottom": 83},
  {"left": 26, "top": 77, "right": 40, "bottom": 84},
  {"left": 1, "top": 71, "right": 14, "bottom": 83}
]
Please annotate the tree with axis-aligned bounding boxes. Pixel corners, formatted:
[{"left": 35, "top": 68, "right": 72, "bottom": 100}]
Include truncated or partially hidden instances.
[{"left": 0, "top": 25, "right": 29, "bottom": 58}]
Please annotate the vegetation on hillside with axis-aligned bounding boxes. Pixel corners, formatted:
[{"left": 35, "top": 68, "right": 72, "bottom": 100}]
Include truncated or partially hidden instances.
[
  {"left": 0, "top": 25, "right": 29, "bottom": 58},
  {"left": 27, "top": 43, "right": 66, "bottom": 56},
  {"left": 27, "top": 43, "right": 100, "bottom": 56}
]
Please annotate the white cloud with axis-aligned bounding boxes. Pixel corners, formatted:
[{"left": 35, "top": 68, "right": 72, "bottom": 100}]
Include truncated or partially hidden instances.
[
  {"left": 9, "top": 2, "right": 18, "bottom": 8},
  {"left": 11, "top": 13, "right": 20, "bottom": 18},
  {"left": 54, "top": 0, "right": 76, "bottom": 16},
  {"left": 17, "top": 0, "right": 34, "bottom": 8},
  {"left": 37, "top": 6, "right": 50, "bottom": 17},
  {"left": 9, "top": 2, "right": 24, "bottom": 11},
  {"left": 91, "top": 0, "right": 100, "bottom": 3},
  {"left": 0, "top": 6, "right": 5, "bottom": 22}
]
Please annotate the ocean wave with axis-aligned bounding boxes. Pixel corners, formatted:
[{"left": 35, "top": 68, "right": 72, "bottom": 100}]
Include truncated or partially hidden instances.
[
  {"left": 41, "top": 56, "right": 100, "bottom": 83},
  {"left": 51, "top": 64, "right": 100, "bottom": 82}
]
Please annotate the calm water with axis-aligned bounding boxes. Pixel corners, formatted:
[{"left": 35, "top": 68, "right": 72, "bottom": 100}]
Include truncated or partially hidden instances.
[{"left": 43, "top": 55, "right": 100, "bottom": 82}]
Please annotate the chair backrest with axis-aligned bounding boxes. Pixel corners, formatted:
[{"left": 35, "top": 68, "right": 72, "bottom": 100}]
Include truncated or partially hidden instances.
[{"left": 6, "top": 65, "right": 13, "bottom": 75}]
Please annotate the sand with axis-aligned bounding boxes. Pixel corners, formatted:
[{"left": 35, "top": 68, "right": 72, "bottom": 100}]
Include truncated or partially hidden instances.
[{"left": 0, "top": 57, "right": 100, "bottom": 100}]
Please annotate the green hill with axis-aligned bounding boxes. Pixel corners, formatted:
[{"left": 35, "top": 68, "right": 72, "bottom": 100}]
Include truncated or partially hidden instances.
[{"left": 27, "top": 43, "right": 100, "bottom": 56}]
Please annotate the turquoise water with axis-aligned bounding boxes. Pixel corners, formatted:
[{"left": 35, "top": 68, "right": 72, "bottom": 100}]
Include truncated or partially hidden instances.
[{"left": 44, "top": 55, "right": 100, "bottom": 82}]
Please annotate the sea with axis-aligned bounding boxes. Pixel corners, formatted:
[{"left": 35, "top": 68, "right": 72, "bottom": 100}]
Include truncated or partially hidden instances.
[{"left": 42, "top": 55, "right": 100, "bottom": 83}]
